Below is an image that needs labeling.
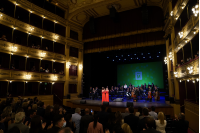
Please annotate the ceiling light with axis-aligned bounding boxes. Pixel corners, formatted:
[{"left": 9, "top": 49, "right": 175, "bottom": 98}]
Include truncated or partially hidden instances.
[
  {"left": 187, "top": 79, "right": 189, "bottom": 82},
  {"left": 193, "top": 80, "right": 195, "bottom": 83},
  {"left": 10, "top": 81, "right": 12, "bottom": 83},
  {"left": 180, "top": 80, "right": 181, "bottom": 82}
]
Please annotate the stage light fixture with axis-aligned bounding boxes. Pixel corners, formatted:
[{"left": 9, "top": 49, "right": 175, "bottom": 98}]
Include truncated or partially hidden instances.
[
  {"left": 124, "top": 59, "right": 126, "bottom": 60},
  {"left": 149, "top": 56, "right": 151, "bottom": 58},
  {"left": 128, "top": 55, "right": 130, "bottom": 56},
  {"left": 119, "top": 59, "right": 120, "bottom": 60},
  {"left": 148, "top": 53, "right": 150, "bottom": 54},
  {"left": 137, "top": 58, "right": 138, "bottom": 59},
  {"left": 141, "top": 53, "right": 143, "bottom": 55},
  {"left": 113, "top": 60, "right": 114, "bottom": 61},
  {"left": 107, "top": 57, "right": 109, "bottom": 58},
  {"left": 131, "top": 58, "right": 132, "bottom": 59},
  {"left": 116, "top": 56, "right": 117, "bottom": 57},
  {"left": 143, "top": 57, "right": 145, "bottom": 58},
  {"left": 134, "top": 54, "right": 136, "bottom": 55},
  {"left": 159, "top": 52, "right": 160, "bottom": 53},
  {"left": 157, "top": 56, "right": 159, "bottom": 57}
]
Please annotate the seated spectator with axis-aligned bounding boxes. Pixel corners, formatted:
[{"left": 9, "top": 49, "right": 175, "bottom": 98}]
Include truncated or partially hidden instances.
[
  {"left": 32, "top": 104, "right": 37, "bottom": 111},
  {"left": 31, "top": 66, "right": 36, "bottom": 71},
  {"left": 44, "top": 105, "right": 54, "bottom": 122},
  {"left": 32, "top": 44, "right": 35, "bottom": 48},
  {"left": 45, "top": 68, "right": 49, "bottom": 73},
  {"left": 8, "top": 112, "right": 29, "bottom": 133},
  {"left": 135, "top": 107, "right": 142, "bottom": 117},
  {"left": 0, "top": 35, "right": 7, "bottom": 41},
  {"left": 11, "top": 64, "right": 15, "bottom": 69},
  {"left": 58, "top": 127, "right": 73, "bottom": 133},
  {"left": 121, "top": 123, "right": 133, "bottom": 133},
  {"left": 115, "top": 111, "right": 123, "bottom": 125},
  {"left": 107, "top": 108, "right": 112, "bottom": 113},
  {"left": 124, "top": 107, "right": 139, "bottom": 133},
  {"left": 40, "top": 67, "right": 43, "bottom": 72},
  {"left": 36, "top": 102, "right": 45, "bottom": 118},
  {"left": 2, "top": 106, "right": 12, "bottom": 133},
  {"left": 30, "top": 115, "right": 47, "bottom": 133},
  {"left": 173, "top": 113, "right": 189, "bottom": 133},
  {"left": 47, "top": 114, "right": 65, "bottom": 133},
  {"left": 138, "top": 107, "right": 155, "bottom": 132},
  {"left": 121, "top": 108, "right": 129, "bottom": 119},
  {"left": 7, "top": 126, "right": 20, "bottom": 133},
  {"left": 155, "top": 112, "right": 166, "bottom": 133},
  {"left": 72, "top": 108, "right": 81, "bottom": 133},
  {"left": 53, "top": 69, "right": 56, "bottom": 73},
  {"left": 53, "top": 105, "right": 64, "bottom": 115},
  {"left": 140, "top": 117, "right": 161, "bottom": 133},
  {"left": 0, "top": 8, "right": 4, "bottom": 13},
  {"left": 87, "top": 114, "right": 103, "bottom": 133},
  {"left": 80, "top": 108, "right": 93, "bottom": 133},
  {"left": 65, "top": 114, "right": 76, "bottom": 133},
  {"left": 98, "top": 105, "right": 109, "bottom": 131},
  {"left": 105, "top": 113, "right": 115, "bottom": 133},
  {"left": 149, "top": 106, "right": 158, "bottom": 120},
  {"left": 24, "top": 109, "right": 36, "bottom": 126}
]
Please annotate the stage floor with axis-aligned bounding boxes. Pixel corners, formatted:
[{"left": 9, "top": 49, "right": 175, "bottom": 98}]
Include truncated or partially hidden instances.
[{"left": 70, "top": 97, "right": 171, "bottom": 108}]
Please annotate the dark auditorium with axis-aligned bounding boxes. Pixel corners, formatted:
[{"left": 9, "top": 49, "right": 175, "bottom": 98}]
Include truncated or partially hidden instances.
[{"left": 0, "top": 0, "right": 199, "bottom": 133}]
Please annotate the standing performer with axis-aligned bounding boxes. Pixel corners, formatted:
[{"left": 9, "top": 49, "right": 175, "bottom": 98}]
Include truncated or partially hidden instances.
[
  {"left": 105, "top": 87, "right": 109, "bottom": 102},
  {"left": 102, "top": 87, "right": 106, "bottom": 103},
  {"left": 154, "top": 86, "right": 160, "bottom": 101}
]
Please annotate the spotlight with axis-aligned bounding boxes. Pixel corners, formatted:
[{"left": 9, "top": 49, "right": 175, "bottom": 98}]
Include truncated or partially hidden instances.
[
  {"left": 128, "top": 55, "right": 130, "bottom": 56},
  {"left": 148, "top": 53, "right": 150, "bottom": 54},
  {"left": 159, "top": 52, "right": 160, "bottom": 53},
  {"left": 134, "top": 54, "right": 136, "bottom": 55},
  {"left": 113, "top": 60, "right": 114, "bottom": 61},
  {"left": 119, "top": 59, "right": 120, "bottom": 60},
  {"left": 141, "top": 53, "right": 143, "bottom": 55},
  {"left": 149, "top": 56, "right": 151, "bottom": 58},
  {"left": 124, "top": 59, "right": 126, "bottom": 60},
  {"left": 131, "top": 58, "right": 132, "bottom": 59},
  {"left": 137, "top": 57, "right": 138, "bottom": 59},
  {"left": 107, "top": 57, "right": 109, "bottom": 58},
  {"left": 143, "top": 57, "right": 145, "bottom": 58},
  {"left": 116, "top": 56, "right": 118, "bottom": 57},
  {"left": 157, "top": 56, "right": 159, "bottom": 57}
]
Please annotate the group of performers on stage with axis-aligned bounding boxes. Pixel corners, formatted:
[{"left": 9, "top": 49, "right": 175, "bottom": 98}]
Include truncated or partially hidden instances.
[{"left": 89, "top": 83, "right": 160, "bottom": 102}]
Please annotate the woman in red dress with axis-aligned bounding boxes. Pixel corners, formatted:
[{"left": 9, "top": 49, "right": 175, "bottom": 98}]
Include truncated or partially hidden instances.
[
  {"left": 105, "top": 87, "right": 109, "bottom": 102},
  {"left": 102, "top": 87, "right": 106, "bottom": 103}
]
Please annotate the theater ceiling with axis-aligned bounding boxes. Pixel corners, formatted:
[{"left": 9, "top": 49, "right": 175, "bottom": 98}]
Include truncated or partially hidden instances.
[{"left": 53, "top": 0, "right": 167, "bottom": 26}]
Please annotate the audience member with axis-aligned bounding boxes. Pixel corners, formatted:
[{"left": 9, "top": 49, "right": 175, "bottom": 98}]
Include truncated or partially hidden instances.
[
  {"left": 121, "top": 108, "right": 129, "bottom": 119},
  {"left": 45, "top": 68, "right": 49, "bottom": 73},
  {"left": 44, "top": 105, "right": 54, "bottom": 122},
  {"left": 58, "top": 127, "right": 73, "bottom": 133},
  {"left": 72, "top": 108, "right": 81, "bottom": 133},
  {"left": 47, "top": 114, "right": 65, "bottom": 133},
  {"left": 7, "top": 126, "right": 20, "bottom": 133},
  {"left": 121, "top": 123, "right": 133, "bottom": 133},
  {"left": 32, "top": 104, "right": 37, "bottom": 111},
  {"left": 173, "top": 113, "right": 189, "bottom": 133},
  {"left": 53, "top": 69, "right": 57, "bottom": 73},
  {"left": 29, "top": 115, "right": 46, "bottom": 133},
  {"left": 80, "top": 108, "right": 93, "bottom": 133},
  {"left": 149, "top": 106, "right": 158, "bottom": 120},
  {"left": 37, "top": 102, "right": 45, "bottom": 118},
  {"left": 0, "top": 35, "right": 7, "bottom": 41},
  {"left": 53, "top": 105, "right": 63, "bottom": 115},
  {"left": 31, "top": 66, "right": 36, "bottom": 71},
  {"left": 140, "top": 117, "right": 161, "bottom": 133},
  {"left": 87, "top": 114, "right": 103, "bottom": 133},
  {"left": 98, "top": 105, "right": 109, "bottom": 131},
  {"left": 106, "top": 113, "right": 115, "bottom": 133},
  {"left": 8, "top": 112, "right": 29, "bottom": 133},
  {"left": 155, "top": 112, "right": 166, "bottom": 133},
  {"left": 124, "top": 107, "right": 139, "bottom": 133},
  {"left": 65, "top": 114, "right": 76, "bottom": 133},
  {"left": 1, "top": 106, "right": 12, "bottom": 132},
  {"left": 24, "top": 109, "right": 36, "bottom": 125},
  {"left": 40, "top": 67, "right": 44, "bottom": 72},
  {"left": 37, "top": 45, "right": 40, "bottom": 49},
  {"left": 106, "top": 108, "right": 112, "bottom": 113},
  {"left": 115, "top": 111, "right": 123, "bottom": 125}
]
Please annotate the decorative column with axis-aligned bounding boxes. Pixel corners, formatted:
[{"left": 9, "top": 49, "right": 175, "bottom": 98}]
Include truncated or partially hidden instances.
[
  {"left": 64, "top": 45, "right": 70, "bottom": 97},
  {"left": 166, "top": 38, "right": 174, "bottom": 97},
  {"left": 77, "top": 48, "right": 83, "bottom": 95}
]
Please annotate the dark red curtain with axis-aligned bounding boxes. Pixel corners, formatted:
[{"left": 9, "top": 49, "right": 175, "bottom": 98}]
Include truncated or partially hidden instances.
[
  {"left": 52, "top": 83, "right": 64, "bottom": 105},
  {"left": 179, "top": 81, "right": 186, "bottom": 112},
  {"left": 69, "top": 65, "right": 77, "bottom": 76},
  {"left": 0, "top": 81, "right": 8, "bottom": 98},
  {"left": 83, "top": 6, "right": 163, "bottom": 40},
  {"left": 69, "top": 47, "right": 78, "bottom": 58},
  {"left": 68, "top": 84, "right": 77, "bottom": 93}
]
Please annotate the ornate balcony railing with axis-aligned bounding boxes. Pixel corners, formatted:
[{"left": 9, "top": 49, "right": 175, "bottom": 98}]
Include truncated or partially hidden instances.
[
  {"left": 0, "top": 40, "right": 66, "bottom": 62},
  {"left": 175, "top": 57, "right": 199, "bottom": 79},
  {"left": 174, "top": 15, "right": 199, "bottom": 52},
  {"left": 0, "top": 13, "right": 66, "bottom": 45},
  {"left": 0, "top": 69, "right": 65, "bottom": 81}
]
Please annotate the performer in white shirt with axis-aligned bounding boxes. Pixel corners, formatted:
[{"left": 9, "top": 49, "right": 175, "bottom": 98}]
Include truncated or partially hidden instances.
[{"left": 124, "top": 84, "right": 127, "bottom": 89}]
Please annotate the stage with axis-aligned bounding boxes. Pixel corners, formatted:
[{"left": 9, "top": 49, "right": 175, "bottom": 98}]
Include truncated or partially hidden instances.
[{"left": 66, "top": 97, "right": 174, "bottom": 117}]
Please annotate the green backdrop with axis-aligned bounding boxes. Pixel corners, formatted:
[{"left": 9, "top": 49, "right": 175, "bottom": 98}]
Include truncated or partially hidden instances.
[{"left": 117, "top": 62, "right": 164, "bottom": 88}]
